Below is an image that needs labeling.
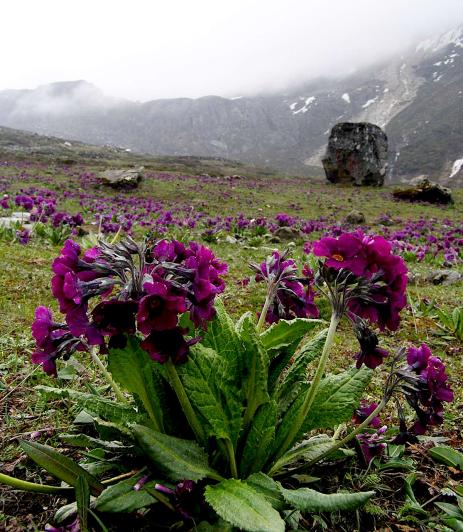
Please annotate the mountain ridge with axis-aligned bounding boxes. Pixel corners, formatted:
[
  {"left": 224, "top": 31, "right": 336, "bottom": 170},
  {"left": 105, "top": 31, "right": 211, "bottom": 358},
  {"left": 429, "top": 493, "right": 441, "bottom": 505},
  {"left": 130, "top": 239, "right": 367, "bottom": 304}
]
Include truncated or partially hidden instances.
[{"left": 1, "top": 24, "right": 463, "bottom": 183}]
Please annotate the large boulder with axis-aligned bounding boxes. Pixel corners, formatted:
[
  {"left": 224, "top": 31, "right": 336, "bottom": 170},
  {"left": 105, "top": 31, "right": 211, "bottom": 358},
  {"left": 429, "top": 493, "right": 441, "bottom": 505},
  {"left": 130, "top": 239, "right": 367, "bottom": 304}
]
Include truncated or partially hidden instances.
[
  {"left": 100, "top": 166, "right": 144, "bottom": 189},
  {"left": 322, "top": 122, "right": 388, "bottom": 186},
  {"left": 393, "top": 176, "right": 452, "bottom": 205}
]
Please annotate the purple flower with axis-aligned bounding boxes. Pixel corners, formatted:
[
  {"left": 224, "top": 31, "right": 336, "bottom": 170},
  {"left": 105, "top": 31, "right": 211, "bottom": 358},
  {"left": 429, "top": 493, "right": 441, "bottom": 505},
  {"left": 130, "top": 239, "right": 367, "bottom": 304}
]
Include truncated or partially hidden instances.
[
  {"left": 92, "top": 300, "right": 138, "bottom": 337},
  {"left": 357, "top": 426, "right": 387, "bottom": 464},
  {"left": 404, "top": 344, "right": 454, "bottom": 435},
  {"left": 354, "top": 322, "right": 388, "bottom": 369},
  {"left": 253, "top": 251, "right": 319, "bottom": 324},
  {"left": 313, "top": 231, "right": 408, "bottom": 331},
  {"left": 31, "top": 307, "right": 84, "bottom": 376},
  {"left": 137, "top": 281, "right": 186, "bottom": 334},
  {"left": 140, "top": 327, "right": 198, "bottom": 364},
  {"left": 352, "top": 401, "right": 382, "bottom": 428}
]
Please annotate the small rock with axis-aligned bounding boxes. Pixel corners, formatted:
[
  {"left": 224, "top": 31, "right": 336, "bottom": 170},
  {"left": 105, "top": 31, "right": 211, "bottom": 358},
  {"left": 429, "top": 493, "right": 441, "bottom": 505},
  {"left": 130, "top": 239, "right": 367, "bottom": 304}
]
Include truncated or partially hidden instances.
[
  {"left": 11, "top": 212, "right": 31, "bottom": 221},
  {"left": 100, "top": 166, "right": 144, "bottom": 189},
  {"left": 344, "top": 210, "right": 366, "bottom": 225},
  {"left": 274, "top": 227, "right": 301, "bottom": 240},
  {"left": 224, "top": 235, "right": 237, "bottom": 244},
  {"left": 393, "top": 177, "right": 452, "bottom": 205},
  {"left": 426, "top": 270, "right": 462, "bottom": 285}
]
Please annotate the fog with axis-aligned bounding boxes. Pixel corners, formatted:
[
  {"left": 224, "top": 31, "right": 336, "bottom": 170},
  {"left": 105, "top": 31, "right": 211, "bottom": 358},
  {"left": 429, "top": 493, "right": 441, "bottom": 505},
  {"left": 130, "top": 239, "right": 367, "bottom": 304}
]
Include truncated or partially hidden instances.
[{"left": 2, "top": 0, "right": 463, "bottom": 101}]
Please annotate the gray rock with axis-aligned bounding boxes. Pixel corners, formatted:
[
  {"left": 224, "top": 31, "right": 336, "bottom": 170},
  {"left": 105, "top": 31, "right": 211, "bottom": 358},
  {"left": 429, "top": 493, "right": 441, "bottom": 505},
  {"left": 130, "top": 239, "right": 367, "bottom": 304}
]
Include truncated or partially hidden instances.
[
  {"left": 344, "top": 210, "right": 366, "bottom": 225},
  {"left": 426, "top": 270, "right": 462, "bottom": 285},
  {"left": 274, "top": 226, "right": 301, "bottom": 240},
  {"left": 11, "top": 212, "right": 31, "bottom": 221},
  {"left": 224, "top": 235, "right": 237, "bottom": 244},
  {"left": 100, "top": 166, "right": 144, "bottom": 189},
  {"left": 393, "top": 177, "right": 452, "bottom": 205},
  {"left": 322, "top": 122, "right": 388, "bottom": 186}
]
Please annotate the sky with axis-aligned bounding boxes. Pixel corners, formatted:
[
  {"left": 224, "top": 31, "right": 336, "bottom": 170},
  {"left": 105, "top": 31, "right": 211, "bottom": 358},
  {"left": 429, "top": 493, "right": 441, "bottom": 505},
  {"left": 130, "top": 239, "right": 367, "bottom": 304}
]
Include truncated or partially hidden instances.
[{"left": 2, "top": 0, "right": 463, "bottom": 101}]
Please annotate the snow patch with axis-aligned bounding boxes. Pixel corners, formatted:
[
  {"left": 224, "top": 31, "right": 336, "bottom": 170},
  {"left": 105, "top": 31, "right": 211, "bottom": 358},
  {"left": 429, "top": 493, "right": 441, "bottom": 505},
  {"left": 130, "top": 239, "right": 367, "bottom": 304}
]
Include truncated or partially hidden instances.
[
  {"left": 292, "top": 96, "right": 316, "bottom": 115},
  {"left": 341, "top": 92, "right": 351, "bottom": 103},
  {"left": 416, "top": 27, "right": 463, "bottom": 53},
  {"left": 449, "top": 158, "right": 463, "bottom": 178},
  {"left": 362, "top": 97, "right": 378, "bottom": 109}
]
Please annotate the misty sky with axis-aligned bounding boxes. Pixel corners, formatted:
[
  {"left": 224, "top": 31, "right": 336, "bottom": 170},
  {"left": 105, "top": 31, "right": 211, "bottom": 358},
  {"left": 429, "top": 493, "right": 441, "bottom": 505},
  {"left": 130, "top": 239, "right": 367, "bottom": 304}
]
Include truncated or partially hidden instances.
[{"left": 3, "top": 0, "right": 463, "bottom": 101}]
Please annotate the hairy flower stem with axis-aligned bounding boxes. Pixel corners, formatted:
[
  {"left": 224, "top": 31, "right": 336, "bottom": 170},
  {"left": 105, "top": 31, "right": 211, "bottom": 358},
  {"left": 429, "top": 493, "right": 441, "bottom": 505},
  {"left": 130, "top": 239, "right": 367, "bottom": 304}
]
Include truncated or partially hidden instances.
[
  {"left": 91, "top": 349, "right": 128, "bottom": 404},
  {"left": 273, "top": 312, "right": 341, "bottom": 460},
  {"left": 223, "top": 439, "right": 239, "bottom": 478},
  {"left": 165, "top": 359, "right": 207, "bottom": 445},
  {"left": 0, "top": 472, "right": 73, "bottom": 494},
  {"left": 256, "top": 283, "right": 276, "bottom": 333}
]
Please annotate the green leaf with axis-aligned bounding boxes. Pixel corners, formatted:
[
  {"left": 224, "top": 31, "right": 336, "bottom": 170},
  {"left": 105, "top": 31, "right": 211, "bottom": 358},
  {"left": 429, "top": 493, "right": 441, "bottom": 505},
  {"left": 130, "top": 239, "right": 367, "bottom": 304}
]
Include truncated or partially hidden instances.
[
  {"left": 272, "top": 368, "right": 370, "bottom": 460},
  {"left": 269, "top": 435, "right": 334, "bottom": 475},
  {"left": 202, "top": 298, "right": 245, "bottom": 378},
  {"left": 59, "top": 433, "right": 130, "bottom": 452},
  {"left": 260, "top": 318, "right": 323, "bottom": 355},
  {"left": 176, "top": 343, "right": 242, "bottom": 446},
  {"left": 76, "top": 476, "right": 90, "bottom": 532},
  {"left": 245, "top": 473, "right": 285, "bottom": 511},
  {"left": 36, "top": 386, "right": 142, "bottom": 425},
  {"left": 442, "top": 517, "right": 463, "bottom": 532},
  {"left": 205, "top": 479, "right": 285, "bottom": 532},
  {"left": 274, "top": 328, "right": 328, "bottom": 411},
  {"left": 240, "top": 401, "right": 277, "bottom": 477},
  {"left": 132, "top": 424, "right": 222, "bottom": 482},
  {"left": 108, "top": 336, "right": 165, "bottom": 431},
  {"left": 436, "top": 502, "right": 463, "bottom": 519},
  {"left": 19, "top": 441, "right": 103, "bottom": 495},
  {"left": 303, "top": 367, "right": 372, "bottom": 432},
  {"left": 240, "top": 314, "right": 270, "bottom": 422},
  {"left": 429, "top": 446, "right": 463, "bottom": 469},
  {"left": 281, "top": 487, "right": 374, "bottom": 512},
  {"left": 95, "top": 475, "right": 157, "bottom": 513}
]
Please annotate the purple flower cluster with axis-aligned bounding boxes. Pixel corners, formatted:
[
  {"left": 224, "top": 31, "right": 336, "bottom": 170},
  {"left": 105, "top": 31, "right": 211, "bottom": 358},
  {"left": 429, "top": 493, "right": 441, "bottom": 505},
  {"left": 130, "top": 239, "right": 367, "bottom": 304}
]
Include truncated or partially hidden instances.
[
  {"left": 313, "top": 231, "right": 408, "bottom": 331},
  {"left": 404, "top": 343, "right": 454, "bottom": 435},
  {"left": 31, "top": 238, "right": 227, "bottom": 374},
  {"left": 252, "top": 251, "right": 319, "bottom": 324}
]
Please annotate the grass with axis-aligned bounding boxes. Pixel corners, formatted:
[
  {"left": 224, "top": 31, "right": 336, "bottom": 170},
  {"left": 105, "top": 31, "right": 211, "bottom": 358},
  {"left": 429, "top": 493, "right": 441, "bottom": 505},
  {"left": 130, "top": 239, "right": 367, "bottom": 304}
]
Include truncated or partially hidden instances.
[{"left": 0, "top": 159, "right": 463, "bottom": 529}]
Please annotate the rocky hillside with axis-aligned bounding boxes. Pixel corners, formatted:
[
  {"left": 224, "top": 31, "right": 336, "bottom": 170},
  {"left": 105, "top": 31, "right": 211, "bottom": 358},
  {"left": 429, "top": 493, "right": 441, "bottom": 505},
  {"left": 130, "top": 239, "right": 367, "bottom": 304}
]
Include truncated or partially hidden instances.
[{"left": 1, "top": 25, "right": 462, "bottom": 183}]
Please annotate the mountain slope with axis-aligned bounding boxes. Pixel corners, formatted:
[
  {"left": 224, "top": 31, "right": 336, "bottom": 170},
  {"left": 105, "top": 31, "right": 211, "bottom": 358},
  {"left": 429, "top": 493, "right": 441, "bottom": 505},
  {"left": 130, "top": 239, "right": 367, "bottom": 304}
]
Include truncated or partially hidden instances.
[{"left": 1, "top": 26, "right": 463, "bottom": 182}]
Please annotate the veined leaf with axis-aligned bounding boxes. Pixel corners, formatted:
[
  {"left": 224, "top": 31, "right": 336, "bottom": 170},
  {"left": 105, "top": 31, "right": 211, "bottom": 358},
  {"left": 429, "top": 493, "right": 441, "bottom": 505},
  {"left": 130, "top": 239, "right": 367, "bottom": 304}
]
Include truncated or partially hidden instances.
[
  {"left": 202, "top": 298, "right": 245, "bottom": 379},
  {"left": 36, "top": 386, "right": 142, "bottom": 425},
  {"left": 59, "top": 433, "right": 130, "bottom": 451},
  {"left": 268, "top": 434, "right": 334, "bottom": 475},
  {"left": 20, "top": 441, "right": 103, "bottom": 495},
  {"left": 274, "top": 328, "right": 328, "bottom": 410},
  {"left": 260, "top": 318, "right": 324, "bottom": 355},
  {"left": 205, "top": 479, "right": 285, "bottom": 532},
  {"left": 132, "top": 424, "right": 222, "bottom": 481},
  {"left": 176, "top": 343, "right": 242, "bottom": 446},
  {"left": 245, "top": 473, "right": 285, "bottom": 511},
  {"left": 272, "top": 367, "right": 371, "bottom": 454},
  {"left": 76, "top": 476, "right": 90, "bottom": 531},
  {"left": 95, "top": 475, "right": 157, "bottom": 513},
  {"left": 429, "top": 446, "right": 463, "bottom": 469},
  {"left": 240, "top": 314, "right": 270, "bottom": 422},
  {"left": 108, "top": 336, "right": 165, "bottom": 431},
  {"left": 281, "top": 486, "right": 374, "bottom": 512},
  {"left": 240, "top": 401, "right": 277, "bottom": 477},
  {"left": 302, "top": 367, "right": 372, "bottom": 433}
]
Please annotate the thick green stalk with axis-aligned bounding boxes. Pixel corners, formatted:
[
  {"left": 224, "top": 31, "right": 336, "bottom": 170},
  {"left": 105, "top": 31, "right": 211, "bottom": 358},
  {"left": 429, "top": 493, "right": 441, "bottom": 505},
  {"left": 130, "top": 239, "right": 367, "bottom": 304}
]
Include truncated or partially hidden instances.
[
  {"left": 165, "top": 359, "right": 206, "bottom": 445},
  {"left": 223, "top": 439, "right": 238, "bottom": 478},
  {"left": 0, "top": 472, "right": 72, "bottom": 494},
  {"left": 91, "top": 349, "right": 128, "bottom": 404},
  {"left": 256, "top": 284, "right": 275, "bottom": 333},
  {"left": 272, "top": 312, "right": 340, "bottom": 460}
]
